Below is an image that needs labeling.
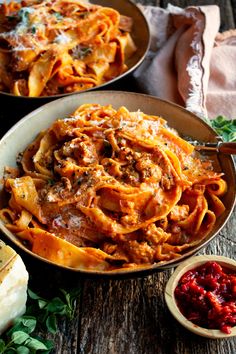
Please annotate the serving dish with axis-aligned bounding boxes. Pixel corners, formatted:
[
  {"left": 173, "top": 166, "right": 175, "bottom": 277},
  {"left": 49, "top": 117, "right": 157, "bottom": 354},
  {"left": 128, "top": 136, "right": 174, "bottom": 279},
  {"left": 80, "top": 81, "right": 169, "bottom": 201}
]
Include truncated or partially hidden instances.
[
  {"left": 0, "top": 91, "right": 235, "bottom": 277},
  {"left": 165, "top": 255, "right": 236, "bottom": 338},
  {"left": 0, "top": 0, "right": 150, "bottom": 100}
]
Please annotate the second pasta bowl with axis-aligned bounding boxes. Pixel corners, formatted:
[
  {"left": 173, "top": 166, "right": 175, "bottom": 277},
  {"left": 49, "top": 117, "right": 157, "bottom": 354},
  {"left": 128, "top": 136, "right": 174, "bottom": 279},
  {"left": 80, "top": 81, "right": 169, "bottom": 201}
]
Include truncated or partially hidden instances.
[
  {"left": 0, "top": 0, "right": 149, "bottom": 99},
  {"left": 0, "top": 91, "right": 235, "bottom": 277}
]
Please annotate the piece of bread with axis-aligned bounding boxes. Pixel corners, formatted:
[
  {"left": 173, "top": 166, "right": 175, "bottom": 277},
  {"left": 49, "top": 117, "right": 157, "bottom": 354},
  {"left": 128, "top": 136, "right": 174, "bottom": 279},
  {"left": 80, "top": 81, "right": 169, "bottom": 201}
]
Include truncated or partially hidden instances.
[{"left": 0, "top": 240, "right": 29, "bottom": 334}]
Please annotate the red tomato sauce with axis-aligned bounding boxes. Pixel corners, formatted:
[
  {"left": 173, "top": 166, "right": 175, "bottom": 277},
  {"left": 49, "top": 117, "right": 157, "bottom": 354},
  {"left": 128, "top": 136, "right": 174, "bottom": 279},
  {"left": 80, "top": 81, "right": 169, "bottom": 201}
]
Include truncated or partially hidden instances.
[{"left": 174, "top": 261, "right": 236, "bottom": 334}]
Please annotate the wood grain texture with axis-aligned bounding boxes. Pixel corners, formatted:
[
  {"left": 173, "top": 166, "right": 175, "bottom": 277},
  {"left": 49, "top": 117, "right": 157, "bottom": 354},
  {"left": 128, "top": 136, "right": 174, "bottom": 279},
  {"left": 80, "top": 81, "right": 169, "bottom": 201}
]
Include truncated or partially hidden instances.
[{"left": 0, "top": 1, "right": 236, "bottom": 354}]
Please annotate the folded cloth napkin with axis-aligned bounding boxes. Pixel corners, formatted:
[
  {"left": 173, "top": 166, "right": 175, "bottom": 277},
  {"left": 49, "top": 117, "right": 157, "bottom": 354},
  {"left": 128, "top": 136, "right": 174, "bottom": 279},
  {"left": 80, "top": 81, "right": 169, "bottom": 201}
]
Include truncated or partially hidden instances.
[{"left": 134, "top": 4, "right": 236, "bottom": 120}]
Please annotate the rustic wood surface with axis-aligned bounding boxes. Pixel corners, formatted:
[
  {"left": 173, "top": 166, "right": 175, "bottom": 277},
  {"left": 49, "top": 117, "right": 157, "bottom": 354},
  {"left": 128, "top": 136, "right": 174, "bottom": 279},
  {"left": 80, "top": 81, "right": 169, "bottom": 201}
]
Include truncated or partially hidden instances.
[{"left": 0, "top": 1, "right": 236, "bottom": 354}]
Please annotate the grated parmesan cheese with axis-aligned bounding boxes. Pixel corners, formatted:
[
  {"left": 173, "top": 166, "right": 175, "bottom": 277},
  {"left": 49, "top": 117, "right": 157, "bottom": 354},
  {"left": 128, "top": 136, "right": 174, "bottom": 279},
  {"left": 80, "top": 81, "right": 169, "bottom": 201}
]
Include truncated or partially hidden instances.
[{"left": 54, "top": 31, "right": 71, "bottom": 45}]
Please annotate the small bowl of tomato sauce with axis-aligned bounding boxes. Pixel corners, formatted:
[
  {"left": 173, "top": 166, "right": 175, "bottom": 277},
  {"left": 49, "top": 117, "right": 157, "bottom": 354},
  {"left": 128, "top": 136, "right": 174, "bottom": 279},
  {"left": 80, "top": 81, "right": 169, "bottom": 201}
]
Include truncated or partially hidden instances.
[{"left": 165, "top": 255, "right": 236, "bottom": 338}]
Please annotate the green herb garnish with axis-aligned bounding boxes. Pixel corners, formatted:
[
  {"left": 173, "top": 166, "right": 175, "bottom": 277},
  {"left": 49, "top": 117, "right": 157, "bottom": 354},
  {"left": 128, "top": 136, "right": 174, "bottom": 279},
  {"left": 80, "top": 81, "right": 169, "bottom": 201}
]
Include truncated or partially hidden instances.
[
  {"left": 31, "top": 25, "right": 37, "bottom": 34},
  {"left": 0, "top": 287, "right": 80, "bottom": 354},
  {"left": 0, "top": 317, "right": 52, "bottom": 354},
  {"left": 18, "top": 7, "right": 34, "bottom": 24},
  {"left": 47, "top": 179, "right": 55, "bottom": 186},
  {"left": 209, "top": 116, "right": 236, "bottom": 142},
  {"left": 54, "top": 12, "right": 63, "bottom": 20}
]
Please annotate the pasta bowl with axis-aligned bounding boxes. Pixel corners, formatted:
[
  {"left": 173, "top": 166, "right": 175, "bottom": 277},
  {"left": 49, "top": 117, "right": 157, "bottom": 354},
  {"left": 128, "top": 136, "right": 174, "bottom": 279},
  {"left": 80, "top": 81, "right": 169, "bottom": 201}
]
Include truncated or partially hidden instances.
[
  {"left": 0, "top": 0, "right": 150, "bottom": 100},
  {"left": 0, "top": 91, "right": 235, "bottom": 277}
]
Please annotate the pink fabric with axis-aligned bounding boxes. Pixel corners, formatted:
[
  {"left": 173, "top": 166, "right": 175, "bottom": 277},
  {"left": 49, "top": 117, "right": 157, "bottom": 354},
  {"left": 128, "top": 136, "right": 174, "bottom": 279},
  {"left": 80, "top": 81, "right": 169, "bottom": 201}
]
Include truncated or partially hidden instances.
[{"left": 134, "top": 4, "right": 236, "bottom": 119}]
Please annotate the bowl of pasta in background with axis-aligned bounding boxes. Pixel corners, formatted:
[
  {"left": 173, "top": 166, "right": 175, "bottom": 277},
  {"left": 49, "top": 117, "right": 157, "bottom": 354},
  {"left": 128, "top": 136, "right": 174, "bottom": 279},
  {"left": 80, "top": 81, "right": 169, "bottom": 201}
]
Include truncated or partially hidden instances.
[
  {"left": 0, "top": 91, "right": 235, "bottom": 278},
  {"left": 0, "top": 0, "right": 150, "bottom": 100}
]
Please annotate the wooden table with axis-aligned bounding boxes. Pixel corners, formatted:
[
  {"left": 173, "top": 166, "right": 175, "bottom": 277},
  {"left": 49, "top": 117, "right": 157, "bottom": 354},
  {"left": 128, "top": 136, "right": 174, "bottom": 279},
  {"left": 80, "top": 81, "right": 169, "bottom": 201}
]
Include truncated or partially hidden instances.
[{"left": 0, "top": 1, "right": 236, "bottom": 353}]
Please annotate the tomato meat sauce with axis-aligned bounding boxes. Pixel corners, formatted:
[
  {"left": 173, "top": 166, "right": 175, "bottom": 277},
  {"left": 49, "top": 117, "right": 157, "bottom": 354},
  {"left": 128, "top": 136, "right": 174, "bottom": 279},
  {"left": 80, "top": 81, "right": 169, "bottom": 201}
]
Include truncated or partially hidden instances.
[{"left": 174, "top": 261, "right": 236, "bottom": 334}]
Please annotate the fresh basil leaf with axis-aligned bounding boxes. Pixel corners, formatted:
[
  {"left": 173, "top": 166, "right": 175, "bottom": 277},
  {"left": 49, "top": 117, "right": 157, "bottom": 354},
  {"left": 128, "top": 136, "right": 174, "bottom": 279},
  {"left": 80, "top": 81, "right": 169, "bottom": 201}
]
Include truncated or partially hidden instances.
[
  {"left": 60, "top": 288, "right": 80, "bottom": 319},
  {"left": 28, "top": 289, "right": 41, "bottom": 300},
  {"left": 7, "top": 316, "right": 36, "bottom": 336},
  {"left": 21, "top": 317, "right": 37, "bottom": 333},
  {"left": 220, "top": 131, "right": 229, "bottom": 141},
  {"left": 209, "top": 116, "right": 236, "bottom": 142},
  {"left": 35, "top": 338, "right": 54, "bottom": 352},
  {"left": 16, "top": 346, "right": 30, "bottom": 354},
  {"left": 25, "top": 337, "right": 48, "bottom": 351},
  {"left": 211, "top": 115, "right": 225, "bottom": 128},
  {"left": 228, "top": 132, "right": 236, "bottom": 141},
  {"left": 11, "top": 331, "right": 29, "bottom": 345},
  {"left": 46, "top": 314, "right": 57, "bottom": 334},
  {"left": 38, "top": 299, "right": 48, "bottom": 310},
  {"left": 46, "top": 298, "right": 66, "bottom": 314},
  {"left": 6, "top": 322, "right": 26, "bottom": 337}
]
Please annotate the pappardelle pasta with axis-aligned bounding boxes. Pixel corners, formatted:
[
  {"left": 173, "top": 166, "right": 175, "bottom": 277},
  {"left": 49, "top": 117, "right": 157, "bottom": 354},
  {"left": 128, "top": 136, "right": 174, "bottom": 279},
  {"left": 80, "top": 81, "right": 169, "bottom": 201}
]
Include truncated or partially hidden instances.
[
  {"left": 0, "top": 0, "right": 136, "bottom": 97},
  {"left": 0, "top": 104, "right": 227, "bottom": 271}
]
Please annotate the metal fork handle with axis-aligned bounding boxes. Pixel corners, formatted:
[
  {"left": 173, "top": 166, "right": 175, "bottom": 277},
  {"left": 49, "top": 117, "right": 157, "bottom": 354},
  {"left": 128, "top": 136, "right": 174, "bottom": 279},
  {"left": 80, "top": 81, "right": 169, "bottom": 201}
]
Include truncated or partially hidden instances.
[{"left": 194, "top": 142, "right": 236, "bottom": 155}]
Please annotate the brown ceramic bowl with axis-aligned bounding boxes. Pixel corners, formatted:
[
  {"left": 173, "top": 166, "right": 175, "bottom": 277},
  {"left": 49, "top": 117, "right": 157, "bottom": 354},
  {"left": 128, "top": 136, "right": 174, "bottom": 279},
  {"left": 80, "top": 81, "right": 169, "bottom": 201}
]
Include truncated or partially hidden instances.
[
  {"left": 165, "top": 255, "right": 236, "bottom": 339},
  {"left": 0, "top": 0, "right": 150, "bottom": 101},
  {"left": 0, "top": 91, "right": 235, "bottom": 277}
]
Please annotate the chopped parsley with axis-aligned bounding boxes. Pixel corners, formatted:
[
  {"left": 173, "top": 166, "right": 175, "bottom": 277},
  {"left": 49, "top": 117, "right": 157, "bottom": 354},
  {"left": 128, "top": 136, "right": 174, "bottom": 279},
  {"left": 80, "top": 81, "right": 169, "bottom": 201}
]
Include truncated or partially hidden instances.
[
  {"left": 18, "top": 7, "right": 34, "bottom": 24},
  {"left": 54, "top": 12, "right": 63, "bottom": 20},
  {"left": 31, "top": 25, "right": 37, "bottom": 34},
  {"left": 48, "top": 179, "right": 55, "bottom": 186}
]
